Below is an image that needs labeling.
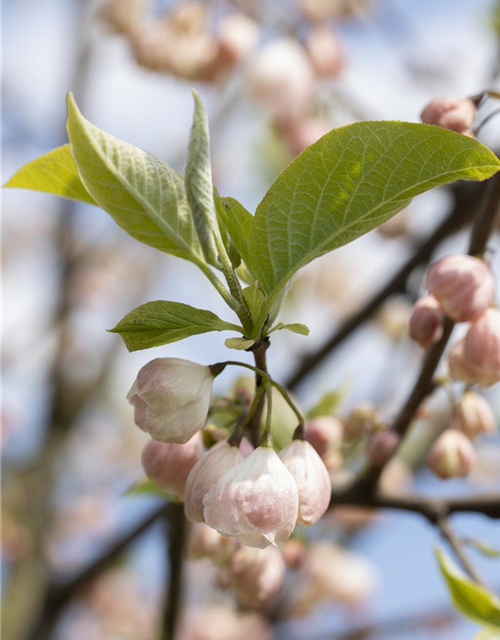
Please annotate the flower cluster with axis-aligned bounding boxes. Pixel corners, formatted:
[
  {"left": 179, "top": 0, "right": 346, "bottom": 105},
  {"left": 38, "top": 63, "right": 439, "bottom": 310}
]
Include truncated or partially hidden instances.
[{"left": 128, "top": 358, "right": 332, "bottom": 549}]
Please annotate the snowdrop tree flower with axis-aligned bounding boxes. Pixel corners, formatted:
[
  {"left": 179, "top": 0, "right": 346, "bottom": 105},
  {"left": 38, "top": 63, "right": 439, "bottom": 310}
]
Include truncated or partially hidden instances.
[
  {"left": 203, "top": 446, "right": 299, "bottom": 548},
  {"left": 453, "top": 391, "right": 496, "bottom": 439},
  {"left": 127, "top": 358, "right": 215, "bottom": 443},
  {"left": 409, "top": 295, "right": 444, "bottom": 347},
  {"left": 464, "top": 308, "right": 500, "bottom": 387},
  {"left": 279, "top": 438, "right": 331, "bottom": 526},
  {"left": 448, "top": 338, "right": 478, "bottom": 384},
  {"left": 427, "top": 429, "right": 475, "bottom": 479},
  {"left": 184, "top": 439, "right": 252, "bottom": 523},
  {"left": 141, "top": 432, "right": 204, "bottom": 499}
]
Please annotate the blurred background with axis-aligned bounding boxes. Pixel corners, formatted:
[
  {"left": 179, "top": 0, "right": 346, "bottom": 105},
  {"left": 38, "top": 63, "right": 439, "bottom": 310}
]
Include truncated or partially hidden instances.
[{"left": 3, "top": 1, "right": 500, "bottom": 639}]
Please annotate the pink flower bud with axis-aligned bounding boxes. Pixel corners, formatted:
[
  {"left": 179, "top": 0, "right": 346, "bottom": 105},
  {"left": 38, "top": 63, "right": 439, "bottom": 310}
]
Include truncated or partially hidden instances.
[
  {"left": 447, "top": 339, "right": 478, "bottom": 384},
  {"left": 464, "top": 308, "right": 500, "bottom": 387},
  {"left": 304, "top": 416, "right": 343, "bottom": 457},
  {"left": 453, "top": 391, "right": 496, "bottom": 439},
  {"left": 279, "top": 440, "right": 331, "bottom": 526},
  {"left": 203, "top": 446, "right": 299, "bottom": 548},
  {"left": 427, "top": 429, "right": 475, "bottom": 479},
  {"left": 366, "top": 431, "right": 400, "bottom": 467},
  {"left": 409, "top": 295, "right": 444, "bottom": 347},
  {"left": 228, "top": 545, "right": 285, "bottom": 609},
  {"left": 425, "top": 255, "right": 494, "bottom": 322},
  {"left": 141, "top": 433, "right": 204, "bottom": 499},
  {"left": 281, "top": 538, "right": 306, "bottom": 570},
  {"left": 217, "top": 14, "right": 259, "bottom": 66},
  {"left": 305, "top": 26, "right": 343, "bottom": 78},
  {"left": 184, "top": 439, "right": 248, "bottom": 523},
  {"left": 186, "top": 523, "right": 236, "bottom": 565},
  {"left": 127, "top": 358, "right": 214, "bottom": 444},
  {"left": 420, "top": 96, "right": 476, "bottom": 133}
]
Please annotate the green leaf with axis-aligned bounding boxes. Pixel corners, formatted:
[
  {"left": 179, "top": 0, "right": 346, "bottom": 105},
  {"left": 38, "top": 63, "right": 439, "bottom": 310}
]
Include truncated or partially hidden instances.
[
  {"left": 268, "top": 322, "right": 310, "bottom": 336},
  {"left": 224, "top": 337, "right": 256, "bottom": 350},
  {"left": 4, "top": 144, "right": 97, "bottom": 205},
  {"left": 249, "top": 122, "right": 500, "bottom": 304},
  {"left": 465, "top": 539, "right": 500, "bottom": 558},
  {"left": 242, "top": 282, "right": 266, "bottom": 322},
  {"left": 436, "top": 548, "right": 500, "bottom": 629},
  {"left": 307, "top": 388, "right": 346, "bottom": 418},
  {"left": 110, "top": 300, "right": 242, "bottom": 351},
  {"left": 184, "top": 91, "right": 222, "bottom": 265},
  {"left": 66, "top": 93, "right": 201, "bottom": 261},
  {"left": 124, "top": 477, "right": 171, "bottom": 499},
  {"left": 215, "top": 195, "right": 255, "bottom": 273}
]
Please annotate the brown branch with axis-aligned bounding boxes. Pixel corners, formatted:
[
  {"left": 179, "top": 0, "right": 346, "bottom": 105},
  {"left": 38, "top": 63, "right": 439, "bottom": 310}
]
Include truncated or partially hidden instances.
[
  {"left": 437, "top": 518, "right": 485, "bottom": 585},
  {"left": 285, "top": 182, "right": 482, "bottom": 391},
  {"left": 160, "top": 504, "right": 186, "bottom": 640}
]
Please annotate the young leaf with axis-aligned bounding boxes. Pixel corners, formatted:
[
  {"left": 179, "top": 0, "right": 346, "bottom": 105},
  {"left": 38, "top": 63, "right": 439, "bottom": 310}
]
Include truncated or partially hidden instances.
[
  {"left": 249, "top": 122, "right": 500, "bottom": 304},
  {"left": 436, "top": 548, "right": 500, "bottom": 630},
  {"left": 242, "top": 282, "right": 266, "bottom": 322},
  {"left": 465, "top": 539, "right": 500, "bottom": 558},
  {"left": 224, "top": 337, "right": 256, "bottom": 350},
  {"left": 184, "top": 91, "right": 223, "bottom": 266},
  {"left": 124, "top": 478, "right": 171, "bottom": 499},
  {"left": 110, "top": 300, "right": 242, "bottom": 351},
  {"left": 307, "top": 388, "right": 346, "bottom": 419},
  {"left": 215, "top": 195, "right": 255, "bottom": 274},
  {"left": 4, "top": 144, "right": 97, "bottom": 205},
  {"left": 66, "top": 93, "right": 201, "bottom": 261},
  {"left": 268, "top": 322, "right": 310, "bottom": 336}
]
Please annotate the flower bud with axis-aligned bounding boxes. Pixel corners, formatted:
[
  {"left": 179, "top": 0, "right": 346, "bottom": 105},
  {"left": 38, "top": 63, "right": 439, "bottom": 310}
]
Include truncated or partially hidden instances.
[
  {"left": 228, "top": 545, "right": 285, "bottom": 609},
  {"left": 245, "top": 39, "right": 315, "bottom": 120},
  {"left": 464, "top": 308, "right": 500, "bottom": 387},
  {"left": 304, "top": 416, "right": 343, "bottom": 457},
  {"left": 127, "top": 358, "right": 214, "bottom": 444},
  {"left": 216, "top": 14, "right": 259, "bottom": 67},
  {"left": 453, "top": 391, "right": 496, "bottom": 439},
  {"left": 281, "top": 538, "right": 306, "bottom": 570},
  {"left": 305, "top": 26, "right": 343, "bottom": 77},
  {"left": 447, "top": 339, "right": 478, "bottom": 384},
  {"left": 420, "top": 96, "right": 476, "bottom": 133},
  {"left": 425, "top": 255, "right": 493, "bottom": 322},
  {"left": 366, "top": 431, "right": 400, "bottom": 467},
  {"left": 186, "top": 523, "right": 236, "bottom": 565},
  {"left": 184, "top": 439, "right": 249, "bottom": 523},
  {"left": 409, "top": 295, "right": 444, "bottom": 347},
  {"left": 141, "top": 433, "right": 204, "bottom": 499},
  {"left": 344, "top": 403, "right": 380, "bottom": 441},
  {"left": 427, "top": 429, "right": 475, "bottom": 479},
  {"left": 279, "top": 439, "right": 331, "bottom": 526},
  {"left": 203, "top": 446, "right": 299, "bottom": 548}
]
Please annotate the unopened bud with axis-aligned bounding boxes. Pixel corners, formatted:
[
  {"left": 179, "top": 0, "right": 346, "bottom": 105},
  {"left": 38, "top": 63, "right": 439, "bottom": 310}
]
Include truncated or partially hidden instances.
[
  {"left": 464, "top": 308, "right": 500, "bottom": 388},
  {"left": 448, "top": 339, "right": 478, "bottom": 384},
  {"left": 453, "top": 391, "right": 496, "bottom": 439},
  {"left": 304, "top": 416, "right": 343, "bottom": 457},
  {"left": 409, "top": 295, "right": 444, "bottom": 347},
  {"left": 425, "top": 255, "right": 493, "bottom": 322},
  {"left": 366, "top": 431, "right": 400, "bottom": 467},
  {"left": 420, "top": 96, "right": 476, "bottom": 133},
  {"left": 228, "top": 545, "right": 285, "bottom": 609},
  {"left": 282, "top": 538, "right": 306, "bottom": 570},
  {"left": 305, "top": 26, "right": 343, "bottom": 77},
  {"left": 141, "top": 433, "right": 203, "bottom": 499},
  {"left": 427, "top": 429, "right": 475, "bottom": 479},
  {"left": 217, "top": 14, "right": 259, "bottom": 67}
]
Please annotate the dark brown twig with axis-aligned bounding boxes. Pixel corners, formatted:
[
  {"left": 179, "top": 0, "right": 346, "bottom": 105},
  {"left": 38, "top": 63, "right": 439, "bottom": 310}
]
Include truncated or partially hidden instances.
[
  {"left": 437, "top": 518, "right": 485, "bottom": 585},
  {"left": 160, "top": 504, "right": 186, "bottom": 640}
]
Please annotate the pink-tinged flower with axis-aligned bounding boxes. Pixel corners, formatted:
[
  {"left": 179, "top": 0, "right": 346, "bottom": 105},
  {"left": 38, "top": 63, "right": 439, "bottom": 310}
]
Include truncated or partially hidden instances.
[
  {"left": 464, "top": 308, "right": 500, "bottom": 387},
  {"left": 203, "top": 446, "right": 299, "bottom": 548},
  {"left": 305, "top": 26, "right": 343, "bottom": 78},
  {"left": 228, "top": 545, "right": 286, "bottom": 609},
  {"left": 184, "top": 439, "right": 250, "bottom": 524},
  {"left": 448, "top": 338, "right": 478, "bottom": 384},
  {"left": 425, "top": 256, "right": 494, "bottom": 322},
  {"left": 127, "top": 358, "right": 214, "bottom": 443},
  {"left": 279, "top": 439, "right": 331, "bottom": 526},
  {"left": 141, "top": 433, "right": 204, "bottom": 499},
  {"left": 420, "top": 96, "right": 476, "bottom": 133},
  {"left": 186, "top": 523, "right": 236, "bottom": 565},
  {"left": 427, "top": 429, "right": 475, "bottom": 479},
  {"left": 366, "top": 431, "right": 400, "bottom": 467},
  {"left": 304, "top": 416, "right": 343, "bottom": 457},
  {"left": 453, "top": 391, "right": 496, "bottom": 439},
  {"left": 409, "top": 295, "right": 444, "bottom": 347}
]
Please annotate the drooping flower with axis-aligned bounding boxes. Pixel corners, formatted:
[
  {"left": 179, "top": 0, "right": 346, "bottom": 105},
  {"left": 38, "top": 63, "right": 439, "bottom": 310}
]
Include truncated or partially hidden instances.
[
  {"left": 127, "top": 358, "right": 215, "bottom": 443},
  {"left": 427, "top": 429, "right": 475, "bottom": 479},
  {"left": 409, "top": 294, "right": 444, "bottom": 347},
  {"left": 279, "top": 439, "right": 331, "bottom": 526},
  {"left": 141, "top": 433, "right": 204, "bottom": 499},
  {"left": 184, "top": 439, "right": 251, "bottom": 523},
  {"left": 425, "top": 255, "right": 493, "bottom": 322},
  {"left": 203, "top": 446, "right": 299, "bottom": 548},
  {"left": 464, "top": 308, "right": 500, "bottom": 387},
  {"left": 453, "top": 391, "right": 496, "bottom": 439}
]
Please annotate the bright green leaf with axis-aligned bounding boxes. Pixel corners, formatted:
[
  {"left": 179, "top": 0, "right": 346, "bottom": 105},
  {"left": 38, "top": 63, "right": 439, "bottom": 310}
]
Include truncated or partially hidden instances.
[
  {"left": 124, "top": 478, "right": 171, "bottom": 499},
  {"left": 242, "top": 282, "right": 266, "bottom": 322},
  {"left": 436, "top": 548, "right": 500, "bottom": 629},
  {"left": 4, "top": 144, "right": 97, "bottom": 205},
  {"left": 268, "top": 322, "right": 310, "bottom": 336},
  {"left": 249, "top": 122, "right": 500, "bottom": 304},
  {"left": 224, "top": 337, "right": 256, "bottom": 350},
  {"left": 465, "top": 539, "right": 500, "bottom": 558},
  {"left": 110, "top": 300, "right": 242, "bottom": 351},
  {"left": 307, "top": 388, "right": 346, "bottom": 418},
  {"left": 215, "top": 195, "right": 255, "bottom": 273},
  {"left": 66, "top": 93, "right": 201, "bottom": 261},
  {"left": 184, "top": 91, "right": 222, "bottom": 265}
]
